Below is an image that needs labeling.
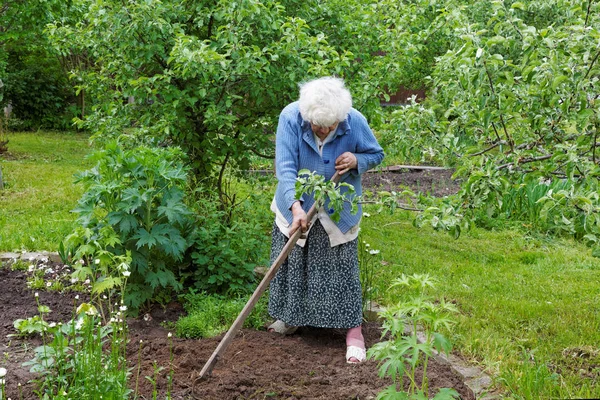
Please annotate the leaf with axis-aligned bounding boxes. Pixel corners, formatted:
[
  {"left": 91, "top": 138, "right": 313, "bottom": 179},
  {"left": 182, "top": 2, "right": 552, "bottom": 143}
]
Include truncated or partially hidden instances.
[
  {"left": 432, "top": 332, "right": 453, "bottom": 355},
  {"left": 592, "top": 247, "right": 600, "bottom": 258}
]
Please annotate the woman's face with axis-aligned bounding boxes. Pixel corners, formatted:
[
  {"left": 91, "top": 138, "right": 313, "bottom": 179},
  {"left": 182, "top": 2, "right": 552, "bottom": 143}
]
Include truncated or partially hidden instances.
[{"left": 310, "top": 122, "right": 339, "bottom": 139}]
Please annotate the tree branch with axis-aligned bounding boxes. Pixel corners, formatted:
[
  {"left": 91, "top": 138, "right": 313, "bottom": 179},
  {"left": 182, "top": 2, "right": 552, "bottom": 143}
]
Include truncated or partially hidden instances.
[
  {"left": 484, "top": 61, "right": 514, "bottom": 151},
  {"left": 467, "top": 140, "right": 506, "bottom": 157},
  {"left": 497, "top": 154, "right": 553, "bottom": 170}
]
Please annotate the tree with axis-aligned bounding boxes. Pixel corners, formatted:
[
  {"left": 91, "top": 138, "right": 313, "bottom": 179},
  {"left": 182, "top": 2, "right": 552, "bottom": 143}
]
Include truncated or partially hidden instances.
[
  {"left": 0, "top": 0, "right": 80, "bottom": 130},
  {"left": 381, "top": 0, "right": 600, "bottom": 245}
]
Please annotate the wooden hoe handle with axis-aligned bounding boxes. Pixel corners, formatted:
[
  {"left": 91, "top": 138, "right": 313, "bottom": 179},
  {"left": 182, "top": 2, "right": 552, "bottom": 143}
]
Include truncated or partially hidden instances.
[{"left": 194, "top": 171, "right": 341, "bottom": 389}]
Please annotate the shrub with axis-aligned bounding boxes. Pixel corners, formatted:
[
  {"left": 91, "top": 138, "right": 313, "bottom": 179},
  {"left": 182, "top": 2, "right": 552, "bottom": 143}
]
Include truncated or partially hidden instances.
[{"left": 67, "top": 142, "right": 195, "bottom": 312}]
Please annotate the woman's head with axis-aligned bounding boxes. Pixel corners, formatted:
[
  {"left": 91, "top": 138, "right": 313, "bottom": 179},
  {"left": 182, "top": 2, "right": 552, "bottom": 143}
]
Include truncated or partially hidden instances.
[{"left": 298, "top": 77, "right": 352, "bottom": 128}]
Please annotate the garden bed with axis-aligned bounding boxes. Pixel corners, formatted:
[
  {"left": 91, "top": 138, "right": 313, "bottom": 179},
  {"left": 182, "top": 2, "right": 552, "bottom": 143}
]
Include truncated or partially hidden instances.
[{"left": 1, "top": 264, "right": 474, "bottom": 399}]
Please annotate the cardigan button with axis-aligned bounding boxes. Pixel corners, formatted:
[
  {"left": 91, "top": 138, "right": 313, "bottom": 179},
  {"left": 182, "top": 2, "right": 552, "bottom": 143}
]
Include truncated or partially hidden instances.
[
  {"left": 323, "top": 159, "right": 330, "bottom": 164},
  {"left": 328, "top": 208, "right": 335, "bottom": 214}
]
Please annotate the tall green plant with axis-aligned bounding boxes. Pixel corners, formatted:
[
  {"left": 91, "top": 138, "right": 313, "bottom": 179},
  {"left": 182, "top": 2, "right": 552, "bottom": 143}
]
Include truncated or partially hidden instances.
[
  {"left": 368, "top": 274, "right": 459, "bottom": 400},
  {"left": 67, "top": 142, "right": 195, "bottom": 311}
]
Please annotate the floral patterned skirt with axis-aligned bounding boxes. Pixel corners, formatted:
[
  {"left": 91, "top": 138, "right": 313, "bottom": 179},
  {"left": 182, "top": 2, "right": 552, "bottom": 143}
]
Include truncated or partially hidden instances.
[{"left": 268, "top": 220, "right": 362, "bottom": 329}]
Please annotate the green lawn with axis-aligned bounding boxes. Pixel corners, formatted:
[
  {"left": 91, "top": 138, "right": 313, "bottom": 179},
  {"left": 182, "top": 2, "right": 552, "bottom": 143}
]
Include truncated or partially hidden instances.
[
  {"left": 0, "top": 131, "right": 93, "bottom": 251},
  {"left": 361, "top": 209, "right": 600, "bottom": 399}
]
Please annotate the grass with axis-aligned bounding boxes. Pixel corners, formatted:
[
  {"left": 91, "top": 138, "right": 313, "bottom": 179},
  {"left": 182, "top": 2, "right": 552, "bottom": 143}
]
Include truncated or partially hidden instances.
[
  {"left": 174, "top": 291, "right": 270, "bottom": 339},
  {"left": 360, "top": 208, "right": 600, "bottom": 399},
  {"left": 0, "top": 131, "right": 93, "bottom": 251}
]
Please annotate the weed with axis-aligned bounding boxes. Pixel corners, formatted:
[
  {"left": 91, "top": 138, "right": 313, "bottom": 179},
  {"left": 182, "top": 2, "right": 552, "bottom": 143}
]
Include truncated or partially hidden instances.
[
  {"left": 175, "top": 292, "right": 269, "bottom": 339},
  {"left": 368, "top": 274, "right": 459, "bottom": 399}
]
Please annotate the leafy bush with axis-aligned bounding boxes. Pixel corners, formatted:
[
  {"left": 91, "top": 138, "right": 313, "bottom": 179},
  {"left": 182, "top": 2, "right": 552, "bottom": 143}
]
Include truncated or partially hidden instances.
[
  {"left": 2, "top": 48, "right": 76, "bottom": 131},
  {"left": 67, "top": 142, "right": 195, "bottom": 312},
  {"left": 188, "top": 193, "right": 266, "bottom": 294},
  {"left": 175, "top": 291, "right": 269, "bottom": 339}
]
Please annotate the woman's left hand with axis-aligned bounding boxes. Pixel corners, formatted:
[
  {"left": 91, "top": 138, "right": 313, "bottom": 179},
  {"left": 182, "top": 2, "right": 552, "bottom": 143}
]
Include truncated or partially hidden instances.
[{"left": 335, "top": 152, "right": 357, "bottom": 175}]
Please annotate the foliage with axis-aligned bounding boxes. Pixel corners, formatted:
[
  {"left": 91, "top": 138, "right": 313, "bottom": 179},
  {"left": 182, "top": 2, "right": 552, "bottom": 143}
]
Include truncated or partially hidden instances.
[
  {"left": 0, "top": 0, "right": 82, "bottom": 130},
  {"left": 188, "top": 192, "right": 266, "bottom": 294},
  {"left": 174, "top": 291, "right": 269, "bottom": 339},
  {"left": 368, "top": 274, "right": 459, "bottom": 400},
  {"left": 380, "top": 0, "right": 600, "bottom": 250},
  {"left": 295, "top": 169, "right": 358, "bottom": 222},
  {"left": 66, "top": 142, "right": 195, "bottom": 312},
  {"left": 21, "top": 298, "right": 130, "bottom": 399}
]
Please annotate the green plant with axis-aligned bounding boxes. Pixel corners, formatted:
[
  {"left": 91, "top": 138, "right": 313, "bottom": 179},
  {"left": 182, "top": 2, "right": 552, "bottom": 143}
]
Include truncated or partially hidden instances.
[
  {"left": 189, "top": 193, "right": 266, "bottom": 293},
  {"left": 368, "top": 274, "right": 459, "bottom": 399},
  {"left": 295, "top": 169, "right": 358, "bottom": 222},
  {"left": 67, "top": 142, "right": 195, "bottom": 312},
  {"left": 23, "top": 301, "right": 130, "bottom": 399},
  {"left": 175, "top": 292, "right": 269, "bottom": 339}
]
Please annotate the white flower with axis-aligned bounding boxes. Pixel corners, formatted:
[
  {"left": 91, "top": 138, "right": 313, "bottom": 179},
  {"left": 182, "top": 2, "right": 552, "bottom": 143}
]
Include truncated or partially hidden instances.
[
  {"left": 75, "top": 295, "right": 80, "bottom": 300},
  {"left": 75, "top": 318, "right": 84, "bottom": 330},
  {"left": 45, "top": 268, "right": 54, "bottom": 275},
  {"left": 119, "top": 305, "right": 127, "bottom": 312},
  {"left": 84, "top": 279, "right": 90, "bottom": 285},
  {"left": 48, "top": 322, "right": 56, "bottom": 328},
  {"left": 0, "top": 378, "right": 5, "bottom": 385},
  {"left": 79, "top": 259, "right": 85, "bottom": 265},
  {"left": 122, "top": 270, "right": 131, "bottom": 277},
  {"left": 168, "top": 332, "right": 172, "bottom": 338},
  {"left": 34, "top": 292, "right": 39, "bottom": 298},
  {"left": 365, "top": 243, "right": 370, "bottom": 247},
  {"left": 46, "top": 281, "right": 52, "bottom": 288},
  {"left": 94, "top": 259, "right": 100, "bottom": 265},
  {"left": 0, "top": 367, "right": 7, "bottom": 377},
  {"left": 363, "top": 212, "right": 371, "bottom": 217},
  {"left": 102, "top": 295, "right": 107, "bottom": 299},
  {"left": 369, "top": 249, "right": 380, "bottom": 255},
  {"left": 71, "top": 277, "right": 78, "bottom": 284},
  {"left": 28, "top": 265, "right": 35, "bottom": 272}
]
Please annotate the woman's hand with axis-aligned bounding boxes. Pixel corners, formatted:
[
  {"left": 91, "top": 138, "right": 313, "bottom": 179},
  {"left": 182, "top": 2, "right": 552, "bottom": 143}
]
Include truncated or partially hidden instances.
[
  {"left": 290, "top": 201, "right": 308, "bottom": 235},
  {"left": 335, "top": 152, "right": 357, "bottom": 175}
]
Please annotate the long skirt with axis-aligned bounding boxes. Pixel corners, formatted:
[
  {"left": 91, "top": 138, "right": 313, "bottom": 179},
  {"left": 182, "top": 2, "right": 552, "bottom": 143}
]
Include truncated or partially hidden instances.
[{"left": 268, "top": 219, "right": 362, "bottom": 329}]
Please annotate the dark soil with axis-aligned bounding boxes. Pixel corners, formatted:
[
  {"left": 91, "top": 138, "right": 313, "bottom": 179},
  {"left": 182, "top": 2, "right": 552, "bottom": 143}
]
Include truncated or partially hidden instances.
[
  {"left": 1, "top": 169, "right": 470, "bottom": 400},
  {"left": 362, "top": 168, "right": 460, "bottom": 198}
]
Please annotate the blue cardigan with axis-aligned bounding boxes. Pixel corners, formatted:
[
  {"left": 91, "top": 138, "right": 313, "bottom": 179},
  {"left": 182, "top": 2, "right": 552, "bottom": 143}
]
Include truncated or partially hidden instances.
[{"left": 274, "top": 101, "right": 384, "bottom": 233}]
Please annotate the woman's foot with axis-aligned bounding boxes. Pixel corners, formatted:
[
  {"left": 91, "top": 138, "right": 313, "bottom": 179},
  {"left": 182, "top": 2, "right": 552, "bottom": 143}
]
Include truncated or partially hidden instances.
[
  {"left": 267, "top": 320, "right": 298, "bottom": 335},
  {"left": 346, "top": 325, "right": 366, "bottom": 364}
]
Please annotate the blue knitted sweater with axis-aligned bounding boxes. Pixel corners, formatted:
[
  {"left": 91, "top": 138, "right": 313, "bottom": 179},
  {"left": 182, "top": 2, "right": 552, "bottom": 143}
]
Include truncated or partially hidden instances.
[{"left": 274, "top": 101, "right": 384, "bottom": 233}]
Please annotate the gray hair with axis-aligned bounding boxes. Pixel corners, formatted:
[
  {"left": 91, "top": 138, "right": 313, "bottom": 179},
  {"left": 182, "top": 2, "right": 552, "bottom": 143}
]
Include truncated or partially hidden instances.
[{"left": 298, "top": 77, "right": 352, "bottom": 127}]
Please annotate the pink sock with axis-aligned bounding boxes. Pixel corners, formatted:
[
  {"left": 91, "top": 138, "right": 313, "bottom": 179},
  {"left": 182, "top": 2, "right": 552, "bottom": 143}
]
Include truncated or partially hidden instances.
[{"left": 346, "top": 325, "right": 364, "bottom": 349}]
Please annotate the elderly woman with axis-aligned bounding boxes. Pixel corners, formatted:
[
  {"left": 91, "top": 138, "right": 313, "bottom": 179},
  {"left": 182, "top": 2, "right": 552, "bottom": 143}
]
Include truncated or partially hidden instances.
[{"left": 268, "top": 76, "right": 384, "bottom": 363}]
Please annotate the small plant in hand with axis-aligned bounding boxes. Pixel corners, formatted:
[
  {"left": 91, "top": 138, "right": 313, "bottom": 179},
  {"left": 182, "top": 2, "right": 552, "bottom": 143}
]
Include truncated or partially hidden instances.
[
  {"left": 295, "top": 169, "right": 358, "bottom": 222},
  {"left": 368, "top": 274, "right": 459, "bottom": 400}
]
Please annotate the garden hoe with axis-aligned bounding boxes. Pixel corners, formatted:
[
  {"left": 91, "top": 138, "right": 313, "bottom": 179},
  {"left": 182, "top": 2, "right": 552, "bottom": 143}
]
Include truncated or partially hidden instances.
[{"left": 192, "top": 172, "right": 341, "bottom": 397}]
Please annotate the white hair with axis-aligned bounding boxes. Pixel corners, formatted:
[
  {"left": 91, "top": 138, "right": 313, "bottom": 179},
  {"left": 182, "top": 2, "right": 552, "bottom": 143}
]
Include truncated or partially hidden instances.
[{"left": 298, "top": 77, "right": 352, "bottom": 127}]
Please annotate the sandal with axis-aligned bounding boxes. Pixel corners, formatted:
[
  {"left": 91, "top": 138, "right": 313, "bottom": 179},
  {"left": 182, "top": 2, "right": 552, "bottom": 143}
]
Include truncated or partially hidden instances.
[
  {"left": 267, "top": 320, "right": 298, "bottom": 335},
  {"left": 346, "top": 345, "right": 366, "bottom": 364}
]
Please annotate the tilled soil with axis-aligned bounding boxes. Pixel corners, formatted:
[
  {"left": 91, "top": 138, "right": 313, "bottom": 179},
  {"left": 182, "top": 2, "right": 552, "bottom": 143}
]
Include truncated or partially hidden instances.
[{"left": 0, "top": 169, "right": 471, "bottom": 399}]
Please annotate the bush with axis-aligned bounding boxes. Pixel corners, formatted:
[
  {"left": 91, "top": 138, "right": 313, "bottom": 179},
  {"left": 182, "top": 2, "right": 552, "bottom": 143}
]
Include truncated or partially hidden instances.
[
  {"left": 67, "top": 142, "right": 195, "bottom": 312},
  {"left": 188, "top": 193, "right": 267, "bottom": 294}
]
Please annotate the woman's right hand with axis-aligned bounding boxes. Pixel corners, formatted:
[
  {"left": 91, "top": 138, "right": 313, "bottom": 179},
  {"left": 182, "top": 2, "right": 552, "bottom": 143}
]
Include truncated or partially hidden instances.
[{"left": 290, "top": 201, "right": 308, "bottom": 235}]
